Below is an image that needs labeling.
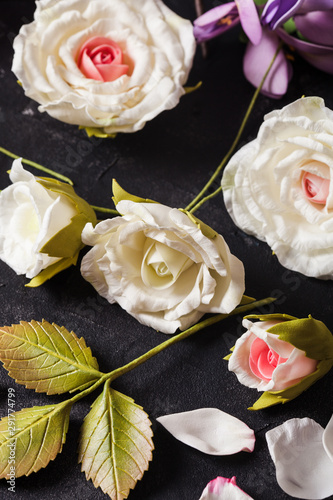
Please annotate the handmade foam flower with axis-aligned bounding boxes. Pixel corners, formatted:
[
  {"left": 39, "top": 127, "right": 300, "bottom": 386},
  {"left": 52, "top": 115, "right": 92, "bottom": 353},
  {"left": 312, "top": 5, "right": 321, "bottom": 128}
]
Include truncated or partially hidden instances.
[
  {"left": 156, "top": 408, "right": 255, "bottom": 455},
  {"left": 0, "top": 159, "right": 97, "bottom": 286},
  {"left": 222, "top": 97, "right": 333, "bottom": 279},
  {"left": 266, "top": 416, "right": 333, "bottom": 499},
  {"left": 12, "top": 0, "right": 196, "bottom": 136},
  {"left": 199, "top": 476, "right": 253, "bottom": 500},
  {"left": 260, "top": 0, "right": 333, "bottom": 77},
  {"left": 80, "top": 181, "right": 245, "bottom": 334},
  {"left": 225, "top": 313, "right": 333, "bottom": 410},
  {"left": 193, "top": 0, "right": 262, "bottom": 45}
]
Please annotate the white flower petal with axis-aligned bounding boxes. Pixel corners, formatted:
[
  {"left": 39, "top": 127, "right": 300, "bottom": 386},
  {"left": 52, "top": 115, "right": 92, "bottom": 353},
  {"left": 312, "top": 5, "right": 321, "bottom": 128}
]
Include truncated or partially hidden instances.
[
  {"left": 156, "top": 408, "right": 255, "bottom": 455},
  {"left": 322, "top": 414, "right": 333, "bottom": 462},
  {"left": 266, "top": 417, "right": 333, "bottom": 499}
]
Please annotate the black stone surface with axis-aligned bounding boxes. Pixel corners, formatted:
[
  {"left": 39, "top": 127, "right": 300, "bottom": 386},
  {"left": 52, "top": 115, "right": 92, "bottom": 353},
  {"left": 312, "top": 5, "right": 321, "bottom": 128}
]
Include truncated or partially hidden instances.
[{"left": 0, "top": 1, "right": 332, "bottom": 499}]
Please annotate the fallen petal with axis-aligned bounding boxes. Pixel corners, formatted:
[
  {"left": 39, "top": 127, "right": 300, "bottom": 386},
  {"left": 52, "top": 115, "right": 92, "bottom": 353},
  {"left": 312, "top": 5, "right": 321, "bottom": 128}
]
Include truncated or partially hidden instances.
[
  {"left": 157, "top": 408, "right": 255, "bottom": 455},
  {"left": 199, "top": 476, "right": 254, "bottom": 499},
  {"left": 322, "top": 414, "right": 333, "bottom": 462},
  {"left": 266, "top": 418, "right": 333, "bottom": 499}
]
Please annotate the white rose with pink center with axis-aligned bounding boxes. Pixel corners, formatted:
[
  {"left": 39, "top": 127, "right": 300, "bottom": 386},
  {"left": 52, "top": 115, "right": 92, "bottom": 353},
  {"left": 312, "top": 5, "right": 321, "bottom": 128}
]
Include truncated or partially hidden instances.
[
  {"left": 12, "top": 0, "right": 196, "bottom": 135},
  {"left": 222, "top": 96, "right": 333, "bottom": 279}
]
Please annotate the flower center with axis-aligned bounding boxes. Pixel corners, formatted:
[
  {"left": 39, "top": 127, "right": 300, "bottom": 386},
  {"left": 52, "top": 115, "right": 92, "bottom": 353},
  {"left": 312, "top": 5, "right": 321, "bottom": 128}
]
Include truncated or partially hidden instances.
[
  {"left": 77, "top": 36, "right": 129, "bottom": 82},
  {"left": 249, "top": 337, "right": 288, "bottom": 382},
  {"left": 302, "top": 171, "right": 330, "bottom": 205},
  {"left": 141, "top": 239, "right": 193, "bottom": 290}
]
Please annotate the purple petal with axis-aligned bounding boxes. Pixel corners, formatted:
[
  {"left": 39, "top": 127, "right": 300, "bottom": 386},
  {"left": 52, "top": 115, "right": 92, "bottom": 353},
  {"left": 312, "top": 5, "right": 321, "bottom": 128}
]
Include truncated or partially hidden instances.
[
  {"left": 193, "top": 3, "right": 240, "bottom": 43},
  {"left": 278, "top": 27, "right": 333, "bottom": 73},
  {"left": 237, "top": 0, "right": 262, "bottom": 45},
  {"left": 243, "top": 29, "right": 292, "bottom": 98},
  {"left": 301, "top": 0, "right": 333, "bottom": 12},
  {"left": 261, "top": 0, "right": 304, "bottom": 29},
  {"left": 295, "top": 10, "right": 333, "bottom": 46}
]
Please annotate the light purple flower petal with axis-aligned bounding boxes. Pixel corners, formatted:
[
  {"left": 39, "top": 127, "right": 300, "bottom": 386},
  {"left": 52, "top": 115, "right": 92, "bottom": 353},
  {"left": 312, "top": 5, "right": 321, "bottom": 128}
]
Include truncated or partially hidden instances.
[
  {"left": 295, "top": 10, "right": 333, "bottom": 47},
  {"left": 262, "top": 0, "right": 304, "bottom": 30},
  {"left": 193, "top": 3, "right": 239, "bottom": 43},
  {"left": 237, "top": 0, "right": 262, "bottom": 45},
  {"left": 277, "top": 27, "right": 333, "bottom": 74},
  {"left": 243, "top": 29, "right": 292, "bottom": 98}
]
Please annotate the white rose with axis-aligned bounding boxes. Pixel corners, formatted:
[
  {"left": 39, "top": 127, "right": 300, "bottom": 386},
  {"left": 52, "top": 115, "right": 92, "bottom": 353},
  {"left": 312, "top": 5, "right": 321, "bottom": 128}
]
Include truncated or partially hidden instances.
[
  {"left": 0, "top": 159, "right": 96, "bottom": 285},
  {"left": 80, "top": 199, "right": 245, "bottom": 334},
  {"left": 12, "top": 0, "right": 196, "bottom": 135},
  {"left": 222, "top": 96, "right": 333, "bottom": 279}
]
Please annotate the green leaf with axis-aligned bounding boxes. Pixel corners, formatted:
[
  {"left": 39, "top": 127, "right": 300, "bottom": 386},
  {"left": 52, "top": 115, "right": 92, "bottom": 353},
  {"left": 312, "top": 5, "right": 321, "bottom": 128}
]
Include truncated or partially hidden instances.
[
  {"left": 78, "top": 383, "right": 154, "bottom": 500},
  {"left": 244, "top": 313, "right": 298, "bottom": 322},
  {"left": 268, "top": 316, "right": 333, "bottom": 360},
  {"left": 26, "top": 254, "right": 79, "bottom": 287},
  {"left": 112, "top": 179, "right": 157, "bottom": 208},
  {"left": 0, "top": 401, "right": 71, "bottom": 477},
  {"left": 0, "top": 320, "right": 102, "bottom": 394},
  {"left": 184, "top": 81, "right": 202, "bottom": 94},
  {"left": 79, "top": 125, "right": 117, "bottom": 138},
  {"left": 179, "top": 209, "right": 217, "bottom": 239}
]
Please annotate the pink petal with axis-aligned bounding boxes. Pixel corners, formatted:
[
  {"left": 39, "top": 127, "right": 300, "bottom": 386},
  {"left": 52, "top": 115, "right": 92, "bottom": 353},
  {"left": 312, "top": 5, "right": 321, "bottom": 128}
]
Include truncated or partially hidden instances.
[
  {"left": 199, "top": 476, "right": 254, "bottom": 499},
  {"left": 237, "top": 0, "right": 262, "bottom": 45},
  {"left": 243, "top": 29, "right": 292, "bottom": 99},
  {"left": 302, "top": 172, "right": 330, "bottom": 204}
]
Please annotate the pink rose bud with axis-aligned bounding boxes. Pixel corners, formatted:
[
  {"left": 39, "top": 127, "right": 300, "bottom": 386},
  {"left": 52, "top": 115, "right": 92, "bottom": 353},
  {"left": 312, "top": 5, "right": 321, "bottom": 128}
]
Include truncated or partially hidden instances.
[
  {"left": 302, "top": 172, "right": 330, "bottom": 204},
  {"left": 77, "top": 36, "right": 129, "bottom": 82}
]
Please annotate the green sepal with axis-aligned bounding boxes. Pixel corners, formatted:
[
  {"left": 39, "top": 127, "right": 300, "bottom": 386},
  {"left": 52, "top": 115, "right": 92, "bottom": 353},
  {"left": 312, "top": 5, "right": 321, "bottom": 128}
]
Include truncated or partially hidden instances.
[
  {"left": 79, "top": 125, "right": 116, "bottom": 139},
  {"left": 240, "top": 295, "right": 256, "bottom": 305},
  {"left": 179, "top": 209, "right": 217, "bottom": 239},
  {"left": 244, "top": 313, "right": 298, "bottom": 322},
  {"left": 184, "top": 81, "right": 202, "bottom": 94},
  {"left": 268, "top": 316, "right": 333, "bottom": 361},
  {"left": 112, "top": 179, "right": 157, "bottom": 208},
  {"left": 249, "top": 358, "right": 333, "bottom": 410},
  {"left": 26, "top": 254, "right": 78, "bottom": 287},
  {"left": 40, "top": 213, "right": 88, "bottom": 258}
]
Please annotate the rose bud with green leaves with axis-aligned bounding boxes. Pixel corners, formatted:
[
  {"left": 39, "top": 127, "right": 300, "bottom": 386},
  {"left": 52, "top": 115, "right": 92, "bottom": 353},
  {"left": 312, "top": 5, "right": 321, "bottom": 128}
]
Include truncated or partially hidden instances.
[
  {"left": 225, "top": 313, "right": 333, "bottom": 410},
  {"left": 0, "top": 159, "right": 97, "bottom": 287},
  {"left": 80, "top": 180, "right": 245, "bottom": 334}
]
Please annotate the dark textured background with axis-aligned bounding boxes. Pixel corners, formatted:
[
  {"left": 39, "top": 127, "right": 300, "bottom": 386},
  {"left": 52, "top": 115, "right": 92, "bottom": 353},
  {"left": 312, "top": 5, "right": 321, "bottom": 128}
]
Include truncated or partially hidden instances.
[{"left": 0, "top": 1, "right": 333, "bottom": 499}]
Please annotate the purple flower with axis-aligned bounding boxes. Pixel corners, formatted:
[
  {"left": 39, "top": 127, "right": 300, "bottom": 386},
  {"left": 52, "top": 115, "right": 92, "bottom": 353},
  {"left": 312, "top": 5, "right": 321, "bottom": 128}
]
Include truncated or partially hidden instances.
[
  {"left": 193, "top": 0, "right": 262, "bottom": 45},
  {"left": 262, "top": 0, "right": 333, "bottom": 30}
]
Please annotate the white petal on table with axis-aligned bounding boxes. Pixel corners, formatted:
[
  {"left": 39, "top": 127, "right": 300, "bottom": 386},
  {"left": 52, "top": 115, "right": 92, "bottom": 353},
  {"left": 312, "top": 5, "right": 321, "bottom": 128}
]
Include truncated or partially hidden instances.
[
  {"left": 198, "top": 476, "right": 254, "bottom": 500},
  {"left": 266, "top": 417, "right": 333, "bottom": 499},
  {"left": 156, "top": 408, "right": 255, "bottom": 455}
]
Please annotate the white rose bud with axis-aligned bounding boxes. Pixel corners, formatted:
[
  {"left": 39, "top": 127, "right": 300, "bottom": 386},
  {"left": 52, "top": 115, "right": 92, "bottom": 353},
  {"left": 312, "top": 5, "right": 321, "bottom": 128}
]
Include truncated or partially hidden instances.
[{"left": 0, "top": 159, "right": 97, "bottom": 286}]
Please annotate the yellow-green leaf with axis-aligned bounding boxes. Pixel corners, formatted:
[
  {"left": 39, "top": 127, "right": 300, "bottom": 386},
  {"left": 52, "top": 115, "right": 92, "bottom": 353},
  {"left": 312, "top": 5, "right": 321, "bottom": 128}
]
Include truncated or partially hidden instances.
[
  {"left": 26, "top": 254, "right": 79, "bottom": 287},
  {"left": 112, "top": 179, "right": 157, "bottom": 208},
  {"left": 79, "top": 125, "right": 116, "bottom": 138},
  {"left": 0, "top": 401, "right": 71, "bottom": 478},
  {"left": 179, "top": 209, "right": 217, "bottom": 239},
  {"left": 0, "top": 320, "right": 102, "bottom": 394},
  {"left": 78, "top": 383, "right": 154, "bottom": 500}
]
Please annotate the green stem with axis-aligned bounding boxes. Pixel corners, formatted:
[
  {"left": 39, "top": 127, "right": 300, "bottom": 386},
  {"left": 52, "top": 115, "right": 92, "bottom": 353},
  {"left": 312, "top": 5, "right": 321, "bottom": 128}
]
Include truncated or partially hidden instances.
[
  {"left": 185, "top": 42, "right": 283, "bottom": 214},
  {"left": 64, "top": 296, "right": 275, "bottom": 406},
  {"left": 0, "top": 147, "right": 74, "bottom": 185},
  {"left": 106, "top": 296, "right": 275, "bottom": 382},
  {"left": 90, "top": 205, "right": 119, "bottom": 215}
]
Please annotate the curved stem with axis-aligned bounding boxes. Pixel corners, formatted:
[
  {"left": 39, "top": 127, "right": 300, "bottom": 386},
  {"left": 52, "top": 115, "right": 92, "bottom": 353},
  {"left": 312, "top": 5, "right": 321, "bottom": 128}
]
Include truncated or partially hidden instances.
[
  {"left": 0, "top": 147, "right": 74, "bottom": 185},
  {"left": 185, "top": 42, "right": 283, "bottom": 214}
]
